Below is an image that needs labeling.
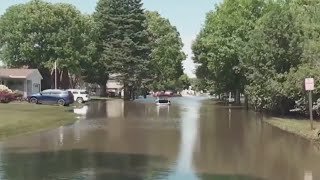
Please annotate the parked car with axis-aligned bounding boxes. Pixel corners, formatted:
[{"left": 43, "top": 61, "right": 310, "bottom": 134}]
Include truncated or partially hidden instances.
[
  {"left": 27, "top": 89, "right": 74, "bottom": 106},
  {"left": 68, "top": 89, "right": 90, "bottom": 103}
]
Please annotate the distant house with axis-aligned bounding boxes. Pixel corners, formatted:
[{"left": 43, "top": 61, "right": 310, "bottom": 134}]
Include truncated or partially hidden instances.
[
  {"left": 0, "top": 69, "right": 43, "bottom": 97},
  {"left": 107, "top": 74, "right": 124, "bottom": 97}
]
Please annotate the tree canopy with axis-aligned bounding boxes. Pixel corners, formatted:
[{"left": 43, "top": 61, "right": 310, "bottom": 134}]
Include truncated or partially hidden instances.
[
  {"left": 94, "top": 0, "right": 151, "bottom": 100},
  {"left": 0, "top": 0, "right": 196, "bottom": 99},
  {"left": 145, "top": 11, "right": 186, "bottom": 91},
  {"left": 193, "top": 0, "right": 320, "bottom": 114},
  {"left": 0, "top": 0, "right": 91, "bottom": 89},
  {"left": 193, "top": 0, "right": 266, "bottom": 103}
]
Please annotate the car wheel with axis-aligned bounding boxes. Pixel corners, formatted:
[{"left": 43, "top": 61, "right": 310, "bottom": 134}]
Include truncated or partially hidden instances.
[
  {"left": 76, "top": 97, "right": 84, "bottom": 104},
  {"left": 57, "top": 99, "right": 66, "bottom": 106},
  {"left": 29, "top": 97, "right": 38, "bottom": 104}
]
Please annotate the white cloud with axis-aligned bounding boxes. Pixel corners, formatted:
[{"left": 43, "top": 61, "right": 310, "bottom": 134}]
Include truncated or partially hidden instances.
[{"left": 182, "top": 36, "right": 196, "bottom": 78}]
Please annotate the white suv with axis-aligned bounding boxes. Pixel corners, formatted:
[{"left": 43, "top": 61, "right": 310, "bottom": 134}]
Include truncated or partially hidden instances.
[{"left": 68, "top": 89, "right": 90, "bottom": 103}]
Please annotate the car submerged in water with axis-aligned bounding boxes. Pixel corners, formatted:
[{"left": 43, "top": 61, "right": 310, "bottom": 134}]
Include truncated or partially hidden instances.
[{"left": 27, "top": 89, "right": 74, "bottom": 106}]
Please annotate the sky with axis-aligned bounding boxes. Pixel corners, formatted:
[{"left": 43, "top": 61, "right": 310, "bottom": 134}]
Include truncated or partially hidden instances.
[{"left": 0, "top": 0, "right": 221, "bottom": 77}]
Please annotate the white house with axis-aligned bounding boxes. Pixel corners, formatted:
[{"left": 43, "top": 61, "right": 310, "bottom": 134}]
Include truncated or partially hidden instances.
[
  {"left": 0, "top": 69, "right": 43, "bottom": 97},
  {"left": 107, "top": 74, "right": 124, "bottom": 97}
]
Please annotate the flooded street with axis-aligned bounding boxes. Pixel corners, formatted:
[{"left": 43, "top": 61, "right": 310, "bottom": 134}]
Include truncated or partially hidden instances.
[{"left": 0, "top": 97, "right": 319, "bottom": 180}]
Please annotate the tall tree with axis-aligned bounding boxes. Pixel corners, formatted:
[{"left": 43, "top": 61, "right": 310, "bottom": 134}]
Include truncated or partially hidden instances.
[
  {"left": 192, "top": 0, "right": 266, "bottom": 104},
  {"left": 0, "top": 0, "right": 89, "bottom": 89},
  {"left": 242, "top": 1, "right": 303, "bottom": 113},
  {"left": 94, "top": 0, "right": 151, "bottom": 100},
  {"left": 145, "top": 11, "right": 185, "bottom": 91},
  {"left": 80, "top": 14, "right": 110, "bottom": 96}
]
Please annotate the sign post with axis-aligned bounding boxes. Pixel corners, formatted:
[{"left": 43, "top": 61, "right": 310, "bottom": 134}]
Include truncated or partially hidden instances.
[{"left": 305, "top": 78, "right": 314, "bottom": 130}]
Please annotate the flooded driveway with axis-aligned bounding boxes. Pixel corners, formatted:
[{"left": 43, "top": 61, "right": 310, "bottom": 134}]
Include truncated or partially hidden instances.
[{"left": 0, "top": 97, "right": 319, "bottom": 180}]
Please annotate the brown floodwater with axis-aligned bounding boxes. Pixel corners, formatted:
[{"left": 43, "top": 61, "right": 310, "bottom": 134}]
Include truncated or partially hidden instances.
[{"left": 0, "top": 97, "right": 319, "bottom": 180}]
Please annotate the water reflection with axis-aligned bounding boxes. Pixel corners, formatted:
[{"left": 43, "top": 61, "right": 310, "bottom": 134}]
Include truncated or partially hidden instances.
[
  {"left": 58, "top": 126, "right": 64, "bottom": 146},
  {"left": 0, "top": 150, "right": 168, "bottom": 180},
  {"left": 0, "top": 99, "right": 319, "bottom": 179},
  {"left": 73, "top": 105, "right": 88, "bottom": 116},
  {"left": 166, "top": 99, "right": 200, "bottom": 180},
  {"left": 304, "top": 171, "right": 313, "bottom": 180}
]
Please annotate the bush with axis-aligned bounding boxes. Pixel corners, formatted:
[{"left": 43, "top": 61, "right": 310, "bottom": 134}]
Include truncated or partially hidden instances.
[
  {"left": 0, "top": 91, "right": 15, "bottom": 103},
  {"left": 0, "top": 85, "right": 15, "bottom": 103},
  {"left": 0, "top": 85, "right": 12, "bottom": 93},
  {"left": 13, "top": 90, "right": 24, "bottom": 101}
]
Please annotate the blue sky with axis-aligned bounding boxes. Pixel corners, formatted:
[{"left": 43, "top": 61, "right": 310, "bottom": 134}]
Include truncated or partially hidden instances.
[{"left": 0, "top": 0, "right": 221, "bottom": 77}]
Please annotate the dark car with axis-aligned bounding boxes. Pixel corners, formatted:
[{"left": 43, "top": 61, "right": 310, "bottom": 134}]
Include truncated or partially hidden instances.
[{"left": 27, "top": 89, "right": 74, "bottom": 106}]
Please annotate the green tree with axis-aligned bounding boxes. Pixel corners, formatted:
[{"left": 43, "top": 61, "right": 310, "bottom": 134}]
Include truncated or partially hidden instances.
[
  {"left": 192, "top": 30, "right": 216, "bottom": 93},
  {"left": 192, "top": 0, "right": 266, "bottom": 104},
  {"left": 79, "top": 14, "right": 110, "bottom": 96},
  {"left": 94, "top": 0, "right": 151, "bottom": 100},
  {"left": 177, "top": 74, "right": 191, "bottom": 90},
  {"left": 193, "top": 0, "right": 320, "bottom": 114},
  {"left": 243, "top": 1, "right": 304, "bottom": 113},
  {"left": 145, "top": 11, "right": 185, "bottom": 91},
  {"left": 0, "top": 0, "right": 89, "bottom": 89}
]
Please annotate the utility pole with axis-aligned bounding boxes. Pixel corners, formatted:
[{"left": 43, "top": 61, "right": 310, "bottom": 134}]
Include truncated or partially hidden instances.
[{"left": 55, "top": 61, "right": 57, "bottom": 89}]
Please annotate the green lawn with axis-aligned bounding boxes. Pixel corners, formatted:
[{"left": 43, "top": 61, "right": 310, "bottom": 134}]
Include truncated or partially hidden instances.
[
  {"left": 0, "top": 103, "right": 76, "bottom": 140},
  {"left": 265, "top": 117, "right": 320, "bottom": 141}
]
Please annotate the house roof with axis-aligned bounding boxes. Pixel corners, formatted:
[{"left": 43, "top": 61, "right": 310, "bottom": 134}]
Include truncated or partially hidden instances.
[{"left": 0, "top": 69, "right": 42, "bottom": 79}]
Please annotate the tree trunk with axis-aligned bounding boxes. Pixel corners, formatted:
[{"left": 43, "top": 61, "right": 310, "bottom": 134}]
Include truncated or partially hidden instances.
[
  {"left": 245, "top": 94, "right": 249, "bottom": 110},
  {"left": 39, "top": 68, "right": 51, "bottom": 90},
  {"left": 143, "top": 88, "right": 147, "bottom": 99},
  {"left": 129, "top": 86, "right": 133, "bottom": 100},
  {"left": 235, "top": 89, "right": 241, "bottom": 105},
  {"left": 99, "top": 81, "right": 107, "bottom": 97},
  {"left": 60, "top": 67, "right": 70, "bottom": 89},
  {"left": 132, "top": 88, "right": 135, "bottom": 100},
  {"left": 123, "top": 82, "right": 131, "bottom": 101}
]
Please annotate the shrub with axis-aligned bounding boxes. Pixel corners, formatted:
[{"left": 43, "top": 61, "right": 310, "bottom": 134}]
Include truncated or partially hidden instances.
[
  {"left": 0, "top": 85, "right": 12, "bottom": 93},
  {"left": 0, "top": 91, "right": 15, "bottom": 103},
  {"left": 13, "top": 90, "right": 24, "bottom": 101},
  {"left": 0, "top": 85, "right": 15, "bottom": 103}
]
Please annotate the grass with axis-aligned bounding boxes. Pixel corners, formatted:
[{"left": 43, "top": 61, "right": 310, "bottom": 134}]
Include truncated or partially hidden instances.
[
  {"left": 265, "top": 117, "right": 320, "bottom": 141},
  {"left": 0, "top": 103, "right": 76, "bottom": 140}
]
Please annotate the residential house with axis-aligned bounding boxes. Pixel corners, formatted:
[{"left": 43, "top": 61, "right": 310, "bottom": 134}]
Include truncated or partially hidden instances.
[
  {"left": 0, "top": 69, "right": 43, "bottom": 97},
  {"left": 107, "top": 74, "right": 124, "bottom": 97}
]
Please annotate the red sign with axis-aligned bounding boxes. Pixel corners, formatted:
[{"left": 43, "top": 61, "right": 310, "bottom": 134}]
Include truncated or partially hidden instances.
[{"left": 305, "top": 78, "right": 314, "bottom": 91}]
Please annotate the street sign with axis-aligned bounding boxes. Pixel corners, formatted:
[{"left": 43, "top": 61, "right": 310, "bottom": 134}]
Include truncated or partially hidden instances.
[
  {"left": 305, "top": 78, "right": 315, "bottom": 130},
  {"left": 305, "top": 78, "right": 314, "bottom": 91}
]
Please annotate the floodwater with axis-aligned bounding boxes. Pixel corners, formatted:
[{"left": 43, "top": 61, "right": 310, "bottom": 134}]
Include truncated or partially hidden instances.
[{"left": 0, "top": 97, "right": 319, "bottom": 180}]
